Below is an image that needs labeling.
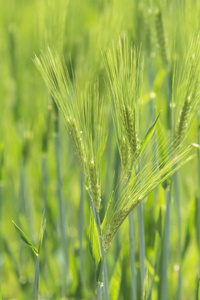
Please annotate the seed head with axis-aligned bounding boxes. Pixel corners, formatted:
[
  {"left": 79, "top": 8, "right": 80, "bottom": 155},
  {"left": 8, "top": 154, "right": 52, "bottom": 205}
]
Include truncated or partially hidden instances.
[
  {"left": 89, "top": 158, "right": 101, "bottom": 212},
  {"left": 122, "top": 105, "right": 140, "bottom": 163},
  {"left": 66, "top": 117, "right": 86, "bottom": 171},
  {"left": 155, "top": 9, "right": 169, "bottom": 69},
  {"left": 173, "top": 96, "right": 191, "bottom": 150}
]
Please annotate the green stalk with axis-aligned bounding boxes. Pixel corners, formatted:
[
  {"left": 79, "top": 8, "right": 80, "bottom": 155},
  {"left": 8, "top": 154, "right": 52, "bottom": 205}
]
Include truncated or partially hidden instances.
[
  {"left": 196, "top": 278, "right": 200, "bottom": 300},
  {"left": 18, "top": 160, "right": 25, "bottom": 216},
  {"left": 158, "top": 66, "right": 173, "bottom": 300},
  {"left": 89, "top": 196, "right": 109, "bottom": 300},
  {"left": 173, "top": 169, "right": 182, "bottom": 300},
  {"left": 197, "top": 113, "right": 200, "bottom": 277},
  {"left": 97, "top": 283, "right": 102, "bottom": 300},
  {"left": 0, "top": 181, "right": 2, "bottom": 280},
  {"left": 158, "top": 188, "right": 171, "bottom": 300},
  {"left": 128, "top": 212, "right": 137, "bottom": 300},
  {"left": 33, "top": 256, "right": 40, "bottom": 300},
  {"left": 54, "top": 106, "right": 69, "bottom": 288},
  {"left": 78, "top": 171, "right": 85, "bottom": 285},
  {"left": 137, "top": 202, "right": 146, "bottom": 298},
  {"left": 166, "top": 73, "right": 172, "bottom": 130},
  {"left": 41, "top": 154, "right": 48, "bottom": 210}
]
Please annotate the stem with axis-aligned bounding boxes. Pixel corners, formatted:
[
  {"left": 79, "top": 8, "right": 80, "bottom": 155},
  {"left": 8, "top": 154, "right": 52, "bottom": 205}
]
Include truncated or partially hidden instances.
[
  {"left": 129, "top": 212, "right": 137, "bottom": 300},
  {"left": 158, "top": 70, "right": 173, "bottom": 300},
  {"left": 41, "top": 154, "right": 48, "bottom": 211},
  {"left": 166, "top": 73, "right": 172, "bottom": 131},
  {"left": 55, "top": 131, "right": 69, "bottom": 287},
  {"left": 137, "top": 202, "right": 146, "bottom": 298},
  {"left": 78, "top": 171, "right": 85, "bottom": 284},
  {"left": 159, "top": 188, "right": 171, "bottom": 300},
  {"left": 0, "top": 182, "right": 2, "bottom": 279},
  {"left": 97, "top": 283, "right": 102, "bottom": 300},
  {"left": 89, "top": 197, "right": 109, "bottom": 300},
  {"left": 32, "top": 256, "right": 40, "bottom": 300},
  {"left": 197, "top": 114, "right": 200, "bottom": 276},
  {"left": 173, "top": 169, "right": 182, "bottom": 300},
  {"left": 19, "top": 161, "right": 25, "bottom": 216}
]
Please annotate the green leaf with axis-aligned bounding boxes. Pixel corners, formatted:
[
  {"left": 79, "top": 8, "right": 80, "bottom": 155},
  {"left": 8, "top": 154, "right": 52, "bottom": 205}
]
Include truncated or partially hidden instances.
[
  {"left": 38, "top": 212, "right": 46, "bottom": 255},
  {"left": 109, "top": 255, "right": 122, "bottom": 300},
  {"left": 12, "top": 220, "right": 38, "bottom": 256},
  {"left": 140, "top": 112, "right": 160, "bottom": 155},
  {"left": 88, "top": 208, "right": 102, "bottom": 282},
  {"left": 0, "top": 284, "right": 2, "bottom": 300}
]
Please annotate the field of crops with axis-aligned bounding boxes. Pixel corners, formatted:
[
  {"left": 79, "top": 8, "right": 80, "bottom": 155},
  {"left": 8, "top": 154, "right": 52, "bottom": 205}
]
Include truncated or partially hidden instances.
[{"left": 1, "top": 0, "right": 200, "bottom": 299}]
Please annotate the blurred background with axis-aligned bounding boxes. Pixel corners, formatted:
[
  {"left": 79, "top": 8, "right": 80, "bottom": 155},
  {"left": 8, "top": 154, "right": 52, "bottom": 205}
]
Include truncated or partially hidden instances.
[{"left": 0, "top": 0, "right": 200, "bottom": 299}]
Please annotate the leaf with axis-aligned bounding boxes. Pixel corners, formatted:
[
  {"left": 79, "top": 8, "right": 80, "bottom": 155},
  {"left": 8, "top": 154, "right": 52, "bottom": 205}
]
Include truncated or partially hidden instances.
[
  {"left": 88, "top": 208, "right": 102, "bottom": 282},
  {"left": 140, "top": 112, "right": 161, "bottom": 155},
  {"left": 0, "top": 284, "right": 2, "bottom": 300},
  {"left": 38, "top": 212, "right": 46, "bottom": 255},
  {"left": 12, "top": 220, "right": 38, "bottom": 256},
  {"left": 109, "top": 255, "right": 122, "bottom": 300}
]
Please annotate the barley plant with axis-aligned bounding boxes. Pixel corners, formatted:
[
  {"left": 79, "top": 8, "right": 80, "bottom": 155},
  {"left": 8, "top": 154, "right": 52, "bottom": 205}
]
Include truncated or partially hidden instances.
[{"left": 1, "top": 0, "right": 200, "bottom": 299}]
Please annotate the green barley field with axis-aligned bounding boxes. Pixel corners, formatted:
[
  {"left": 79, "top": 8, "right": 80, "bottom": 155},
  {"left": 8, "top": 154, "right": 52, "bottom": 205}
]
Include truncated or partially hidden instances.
[{"left": 0, "top": 0, "right": 200, "bottom": 299}]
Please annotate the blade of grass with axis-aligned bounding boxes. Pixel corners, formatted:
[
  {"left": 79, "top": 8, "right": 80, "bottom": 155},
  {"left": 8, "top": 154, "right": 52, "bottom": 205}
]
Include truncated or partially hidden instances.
[{"left": 12, "top": 220, "right": 38, "bottom": 256}]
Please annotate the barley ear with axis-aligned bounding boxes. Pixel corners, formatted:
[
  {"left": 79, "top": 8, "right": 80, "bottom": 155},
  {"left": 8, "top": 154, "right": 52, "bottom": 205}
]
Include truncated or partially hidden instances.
[
  {"left": 173, "top": 96, "right": 191, "bottom": 151},
  {"left": 89, "top": 158, "right": 101, "bottom": 212},
  {"left": 155, "top": 9, "right": 169, "bottom": 70},
  {"left": 120, "top": 137, "right": 130, "bottom": 172},
  {"left": 66, "top": 117, "right": 86, "bottom": 171},
  {"left": 122, "top": 105, "right": 140, "bottom": 163}
]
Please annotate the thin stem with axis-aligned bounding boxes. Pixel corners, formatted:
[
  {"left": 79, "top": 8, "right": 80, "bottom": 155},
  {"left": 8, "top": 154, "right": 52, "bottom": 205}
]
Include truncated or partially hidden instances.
[
  {"left": 173, "top": 169, "right": 182, "bottom": 300},
  {"left": 129, "top": 212, "right": 137, "bottom": 300},
  {"left": 198, "top": 115, "right": 200, "bottom": 272},
  {"left": 78, "top": 171, "right": 85, "bottom": 284},
  {"left": 0, "top": 182, "right": 2, "bottom": 279},
  {"left": 55, "top": 131, "right": 69, "bottom": 286},
  {"left": 166, "top": 73, "right": 172, "bottom": 131},
  {"left": 41, "top": 154, "right": 48, "bottom": 211},
  {"left": 54, "top": 105, "right": 69, "bottom": 289},
  {"left": 137, "top": 202, "right": 146, "bottom": 298},
  {"left": 158, "top": 70, "right": 173, "bottom": 300},
  {"left": 97, "top": 283, "right": 102, "bottom": 300},
  {"left": 32, "top": 256, "right": 40, "bottom": 300},
  {"left": 89, "top": 197, "right": 109, "bottom": 300},
  {"left": 159, "top": 188, "right": 171, "bottom": 300}
]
